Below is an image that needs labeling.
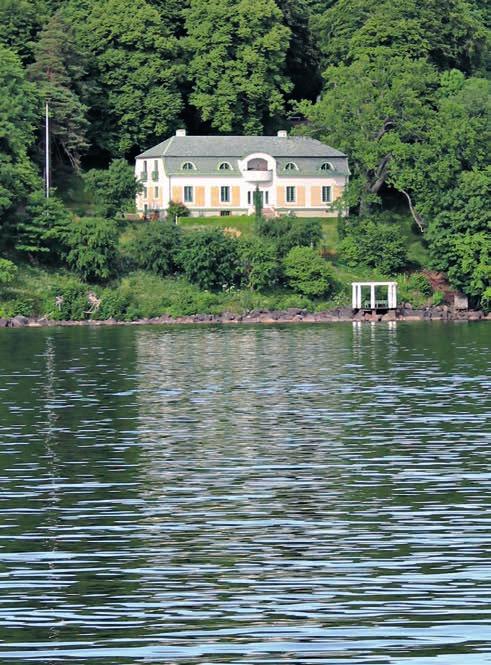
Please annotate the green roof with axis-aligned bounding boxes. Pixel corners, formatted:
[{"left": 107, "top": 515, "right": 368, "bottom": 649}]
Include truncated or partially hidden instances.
[{"left": 137, "top": 135, "right": 347, "bottom": 159}]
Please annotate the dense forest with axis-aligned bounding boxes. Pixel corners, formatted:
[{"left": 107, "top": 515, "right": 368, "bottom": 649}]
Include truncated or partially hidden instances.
[{"left": 0, "top": 0, "right": 489, "bottom": 317}]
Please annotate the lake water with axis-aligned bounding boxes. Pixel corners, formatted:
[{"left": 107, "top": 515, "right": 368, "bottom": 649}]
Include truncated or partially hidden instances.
[{"left": 0, "top": 322, "right": 490, "bottom": 664}]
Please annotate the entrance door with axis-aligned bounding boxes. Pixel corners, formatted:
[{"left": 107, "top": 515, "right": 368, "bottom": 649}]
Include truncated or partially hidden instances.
[{"left": 248, "top": 190, "right": 269, "bottom": 205}]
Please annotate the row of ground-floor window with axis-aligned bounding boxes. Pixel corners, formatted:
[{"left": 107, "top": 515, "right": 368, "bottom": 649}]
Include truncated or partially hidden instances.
[{"left": 140, "top": 185, "right": 334, "bottom": 206}]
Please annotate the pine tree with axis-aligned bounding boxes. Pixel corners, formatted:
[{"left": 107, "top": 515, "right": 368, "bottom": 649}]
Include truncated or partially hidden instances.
[{"left": 28, "top": 13, "right": 89, "bottom": 170}]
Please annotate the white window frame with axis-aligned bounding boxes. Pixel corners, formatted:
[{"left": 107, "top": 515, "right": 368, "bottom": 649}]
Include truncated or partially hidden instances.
[
  {"left": 322, "top": 186, "right": 332, "bottom": 203},
  {"left": 181, "top": 161, "right": 196, "bottom": 171},
  {"left": 218, "top": 161, "right": 233, "bottom": 171},
  {"left": 320, "top": 162, "right": 333, "bottom": 171},
  {"left": 220, "top": 186, "right": 230, "bottom": 203},
  {"left": 284, "top": 162, "right": 298, "bottom": 171},
  {"left": 286, "top": 186, "right": 296, "bottom": 203},
  {"left": 184, "top": 186, "right": 193, "bottom": 203}
]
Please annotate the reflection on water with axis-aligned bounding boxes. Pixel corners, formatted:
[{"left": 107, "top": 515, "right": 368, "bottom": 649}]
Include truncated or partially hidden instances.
[{"left": 0, "top": 323, "right": 490, "bottom": 664}]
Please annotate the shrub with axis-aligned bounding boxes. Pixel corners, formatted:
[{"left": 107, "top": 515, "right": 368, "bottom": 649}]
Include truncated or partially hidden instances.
[
  {"left": 432, "top": 290, "right": 445, "bottom": 306},
  {"left": 167, "top": 200, "right": 189, "bottom": 223},
  {"left": 340, "top": 220, "right": 407, "bottom": 274},
  {"left": 14, "top": 192, "right": 73, "bottom": 262},
  {"left": 94, "top": 289, "right": 130, "bottom": 320},
  {"left": 283, "top": 247, "right": 334, "bottom": 297},
  {"left": 178, "top": 229, "right": 240, "bottom": 291},
  {"left": 0, "top": 258, "right": 17, "bottom": 285},
  {"left": 238, "top": 237, "right": 279, "bottom": 290},
  {"left": 59, "top": 217, "right": 119, "bottom": 282},
  {"left": 83, "top": 159, "right": 141, "bottom": 218},
  {"left": 44, "top": 281, "right": 90, "bottom": 320},
  {"left": 481, "top": 287, "right": 491, "bottom": 313},
  {"left": 127, "top": 221, "right": 181, "bottom": 276},
  {"left": 407, "top": 273, "right": 433, "bottom": 296},
  {"left": 274, "top": 293, "right": 314, "bottom": 310},
  {"left": 256, "top": 215, "right": 322, "bottom": 256}
]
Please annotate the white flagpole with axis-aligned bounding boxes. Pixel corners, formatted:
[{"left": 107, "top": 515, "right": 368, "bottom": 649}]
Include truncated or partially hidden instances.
[{"left": 45, "top": 101, "right": 50, "bottom": 198}]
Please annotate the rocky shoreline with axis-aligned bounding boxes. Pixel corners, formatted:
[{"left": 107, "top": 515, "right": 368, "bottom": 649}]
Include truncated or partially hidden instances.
[{"left": 1, "top": 306, "right": 489, "bottom": 329}]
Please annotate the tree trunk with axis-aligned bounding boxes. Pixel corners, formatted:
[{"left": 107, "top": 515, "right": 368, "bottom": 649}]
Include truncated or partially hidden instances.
[{"left": 401, "top": 189, "right": 424, "bottom": 233}]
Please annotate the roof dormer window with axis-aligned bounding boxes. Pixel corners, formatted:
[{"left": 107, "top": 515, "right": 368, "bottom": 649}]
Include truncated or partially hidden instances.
[
  {"left": 284, "top": 162, "right": 298, "bottom": 171},
  {"left": 320, "top": 162, "right": 334, "bottom": 171},
  {"left": 218, "top": 161, "right": 233, "bottom": 170},
  {"left": 181, "top": 161, "right": 196, "bottom": 170}
]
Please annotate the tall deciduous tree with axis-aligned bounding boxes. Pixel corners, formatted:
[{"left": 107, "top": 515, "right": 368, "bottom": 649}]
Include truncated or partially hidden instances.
[
  {"left": 298, "top": 52, "right": 439, "bottom": 217},
  {"left": 0, "top": 46, "right": 39, "bottom": 227},
  {"left": 0, "top": 0, "right": 49, "bottom": 64},
  {"left": 315, "top": 0, "right": 489, "bottom": 74},
  {"left": 77, "top": 0, "right": 184, "bottom": 156},
  {"left": 83, "top": 159, "right": 142, "bottom": 218},
  {"left": 184, "top": 0, "right": 292, "bottom": 133}
]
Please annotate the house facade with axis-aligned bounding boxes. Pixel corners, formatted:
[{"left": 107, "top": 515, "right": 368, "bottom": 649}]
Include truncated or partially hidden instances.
[{"left": 135, "top": 130, "right": 349, "bottom": 218}]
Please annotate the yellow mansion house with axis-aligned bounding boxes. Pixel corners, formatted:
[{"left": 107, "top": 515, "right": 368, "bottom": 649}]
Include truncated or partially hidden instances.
[{"left": 135, "top": 130, "right": 349, "bottom": 218}]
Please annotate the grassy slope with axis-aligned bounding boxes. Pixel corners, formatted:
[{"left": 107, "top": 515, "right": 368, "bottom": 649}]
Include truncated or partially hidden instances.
[{"left": 1, "top": 215, "right": 431, "bottom": 319}]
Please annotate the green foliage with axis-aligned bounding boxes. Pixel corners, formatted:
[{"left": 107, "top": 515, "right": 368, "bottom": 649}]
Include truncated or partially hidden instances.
[
  {"left": 253, "top": 188, "right": 263, "bottom": 221},
  {"left": 256, "top": 215, "right": 323, "bottom": 256},
  {"left": 94, "top": 289, "right": 130, "bottom": 320},
  {"left": 76, "top": 0, "right": 183, "bottom": 155},
  {"left": 340, "top": 220, "right": 408, "bottom": 274},
  {"left": 15, "top": 191, "right": 73, "bottom": 260},
  {"left": 397, "top": 272, "right": 433, "bottom": 307},
  {"left": 44, "top": 279, "right": 89, "bottom": 320},
  {"left": 315, "top": 0, "right": 488, "bottom": 74},
  {"left": 446, "top": 233, "right": 490, "bottom": 299},
  {"left": 481, "top": 287, "right": 491, "bottom": 314},
  {"left": 283, "top": 246, "right": 333, "bottom": 297},
  {"left": 238, "top": 237, "right": 279, "bottom": 290},
  {"left": 178, "top": 229, "right": 240, "bottom": 290},
  {"left": 0, "top": 258, "right": 17, "bottom": 285},
  {"left": 167, "top": 200, "right": 190, "bottom": 223},
  {"left": 128, "top": 221, "right": 182, "bottom": 276},
  {"left": 0, "top": 45, "right": 39, "bottom": 223},
  {"left": 406, "top": 273, "right": 433, "bottom": 297},
  {"left": 59, "top": 217, "right": 119, "bottom": 282},
  {"left": 298, "top": 52, "right": 439, "bottom": 214},
  {"left": 184, "top": 0, "right": 292, "bottom": 133},
  {"left": 0, "top": 0, "right": 48, "bottom": 64},
  {"left": 432, "top": 290, "right": 445, "bottom": 306},
  {"left": 83, "top": 159, "right": 141, "bottom": 218},
  {"left": 28, "top": 12, "right": 89, "bottom": 170}
]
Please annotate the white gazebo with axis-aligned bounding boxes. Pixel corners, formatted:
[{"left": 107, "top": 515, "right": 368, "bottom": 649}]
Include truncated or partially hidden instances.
[{"left": 352, "top": 282, "right": 397, "bottom": 310}]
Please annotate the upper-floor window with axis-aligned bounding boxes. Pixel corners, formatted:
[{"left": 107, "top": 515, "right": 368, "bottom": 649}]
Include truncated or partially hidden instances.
[
  {"left": 154, "top": 186, "right": 159, "bottom": 197},
  {"left": 286, "top": 186, "right": 296, "bottom": 203},
  {"left": 322, "top": 186, "right": 332, "bottom": 203},
  {"left": 220, "top": 186, "right": 230, "bottom": 203},
  {"left": 284, "top": 162, "right": 298, "bottom": 171},
  {"left": 218, "top": 162, "right": 232, "bottom": 170},
  {"left": 247, "top": 158, "right": 268, "bottom": 171},
  {"left": 184, "top": 186, "right": 193, "bottom": 203},
  {"left": 143, "top": 186, "right": 147, "bottom": 198},
  {"left": 181, "top": 161, "right": 196, "bottom": 170},
  {"left": 320, "top": 162, "right": 333, "bottom": 171}
]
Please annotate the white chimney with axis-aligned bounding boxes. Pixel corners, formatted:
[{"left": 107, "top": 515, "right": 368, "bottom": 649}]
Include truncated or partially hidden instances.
[
  {"left": 277, "top": 130, "right": 287, "bottom": 138},
  {"left": 176, "top": 129, "right": 186, "bottom": 137}
]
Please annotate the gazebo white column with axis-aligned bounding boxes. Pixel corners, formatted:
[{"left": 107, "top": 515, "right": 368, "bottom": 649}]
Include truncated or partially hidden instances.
[{"left": 351, "top": 281, "right": 398, "bottom": 310}]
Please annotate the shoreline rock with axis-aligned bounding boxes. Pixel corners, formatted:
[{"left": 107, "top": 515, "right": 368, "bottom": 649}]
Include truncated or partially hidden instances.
[{"left": 1, "top": 307, "right": 489, "bottom": 329}]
